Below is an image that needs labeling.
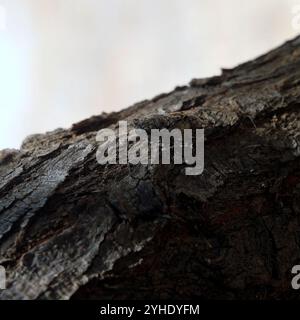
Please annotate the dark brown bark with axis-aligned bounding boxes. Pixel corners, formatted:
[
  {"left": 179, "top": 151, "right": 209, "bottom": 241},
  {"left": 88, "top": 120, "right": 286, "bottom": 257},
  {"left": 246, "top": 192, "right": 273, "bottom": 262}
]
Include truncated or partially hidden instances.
[{"left": 1, "top": 36, "right": 300, "bottom": 300}]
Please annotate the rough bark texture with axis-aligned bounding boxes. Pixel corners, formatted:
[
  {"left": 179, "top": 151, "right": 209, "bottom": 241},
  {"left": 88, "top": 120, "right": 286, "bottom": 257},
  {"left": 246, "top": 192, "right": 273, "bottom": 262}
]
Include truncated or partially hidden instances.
[{"left": 1, "top": 36, "right": 300, "bottom": 300}]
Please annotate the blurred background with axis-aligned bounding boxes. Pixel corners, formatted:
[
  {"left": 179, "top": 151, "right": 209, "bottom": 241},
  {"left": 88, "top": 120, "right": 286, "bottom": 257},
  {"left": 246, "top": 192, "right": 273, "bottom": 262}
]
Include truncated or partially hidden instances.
[{"left": 0, "top": 0, "right": 299, "bottom": 149}]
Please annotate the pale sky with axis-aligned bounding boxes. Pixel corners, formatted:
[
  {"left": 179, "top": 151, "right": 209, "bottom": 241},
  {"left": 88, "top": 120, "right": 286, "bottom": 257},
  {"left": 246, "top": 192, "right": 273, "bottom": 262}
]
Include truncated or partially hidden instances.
[{"left": 0, "top": 0, "right": 299, "bottom": 149}]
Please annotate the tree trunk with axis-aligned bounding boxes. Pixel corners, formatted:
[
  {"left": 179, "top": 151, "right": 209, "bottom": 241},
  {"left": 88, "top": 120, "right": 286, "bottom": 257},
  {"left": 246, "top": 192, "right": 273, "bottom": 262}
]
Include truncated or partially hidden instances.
[{"left": 1, "top": 36, "right": 300, "bottom": 300}]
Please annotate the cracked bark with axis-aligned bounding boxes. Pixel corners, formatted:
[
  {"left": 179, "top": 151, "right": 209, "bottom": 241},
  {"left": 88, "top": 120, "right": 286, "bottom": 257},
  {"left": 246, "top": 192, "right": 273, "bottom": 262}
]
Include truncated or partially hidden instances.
[{"left": 1, "top": 36, "right": 300, "bottom": 300}]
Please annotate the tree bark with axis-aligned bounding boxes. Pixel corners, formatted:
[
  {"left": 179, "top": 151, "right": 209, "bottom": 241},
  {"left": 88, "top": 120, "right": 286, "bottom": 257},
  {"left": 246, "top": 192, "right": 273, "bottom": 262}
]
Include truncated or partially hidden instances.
[{"left": 1, "top": 36, "right": 300, "bottom": 300}]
